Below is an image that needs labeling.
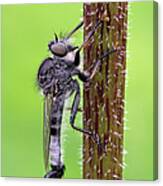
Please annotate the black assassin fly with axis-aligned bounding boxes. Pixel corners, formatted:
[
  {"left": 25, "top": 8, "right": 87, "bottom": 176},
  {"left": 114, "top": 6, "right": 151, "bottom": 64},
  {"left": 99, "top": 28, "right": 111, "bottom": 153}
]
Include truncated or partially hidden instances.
[{"left": 37, "top": 20, "right": 116, "bottom": 178}]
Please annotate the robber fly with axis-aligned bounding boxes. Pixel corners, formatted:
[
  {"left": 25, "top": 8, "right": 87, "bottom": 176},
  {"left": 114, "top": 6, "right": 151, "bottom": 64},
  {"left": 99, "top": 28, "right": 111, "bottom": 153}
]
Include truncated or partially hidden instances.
[{"left": 37, "top": 20, "right": 116, "bottom": 178}]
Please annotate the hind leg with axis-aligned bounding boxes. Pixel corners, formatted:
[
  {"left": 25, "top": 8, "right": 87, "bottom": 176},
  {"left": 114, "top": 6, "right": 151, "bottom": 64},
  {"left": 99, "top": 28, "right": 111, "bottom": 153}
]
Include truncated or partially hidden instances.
[
  {"left": 69, "top": 80, "right": 106, "bottom": 151},
  {"left": 69, "top": 80, "right": 92, "bottom": 136},
  {"left": 69, "top": 80, "right": 101, "bottom": 144}
]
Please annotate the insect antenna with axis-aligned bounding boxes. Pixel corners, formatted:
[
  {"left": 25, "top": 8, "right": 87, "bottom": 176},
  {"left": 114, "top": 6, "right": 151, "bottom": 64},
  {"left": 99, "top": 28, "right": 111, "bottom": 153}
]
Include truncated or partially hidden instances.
[{"left": 65, "top": 21, "right": 84, "bottom": 39}]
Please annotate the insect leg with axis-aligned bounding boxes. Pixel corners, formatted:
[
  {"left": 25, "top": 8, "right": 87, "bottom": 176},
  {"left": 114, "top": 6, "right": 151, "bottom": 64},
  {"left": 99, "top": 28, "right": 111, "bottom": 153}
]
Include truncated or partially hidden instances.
[
  {"left": 73, "top": 20, "right": 103, "bottom": 66},
  {"left": 69, "top": 80, "right": 99, "bottom": 140},
  {"left": 72, "top": 49, "right": 116, "bottom": 82},
  {"left": 69, "top": 80, "right": 90, "bottom": 135},
  {"left": 89, "top": 49, "right": 117, "bottom": 80},
  {"left": 67, "top": 80, "right": 107, "bottom": 151},
  {"left": 66, "top": 21, "right": 84, "bottom": 39},
  {"left": 78, "top": 20, "right": 103, "bottom": 52}
]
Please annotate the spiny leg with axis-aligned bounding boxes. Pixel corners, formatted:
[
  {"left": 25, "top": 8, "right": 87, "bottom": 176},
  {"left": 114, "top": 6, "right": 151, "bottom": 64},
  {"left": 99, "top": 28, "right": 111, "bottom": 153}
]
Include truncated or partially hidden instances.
[
  {"left": 89, "top": 49, "right": 117, "bottom": 80},
  {"left": 69, "top": 80, "right": 102, "bottom": 145},
  {"left": 69, "top": 80, "right": 91, "bottom": 136},
  {"left": 78, "top": 20, "right": 103, "bottom": 52},
  {"left": 66, "top": 21, "right": 84, "bottom": 39},
  {"left": 65, "top": 20, "right": 107, "bottom": 67},
  {"left": 74, "top": 20, "right": 109, "bottom": 66},
  {"left": 66, "top": 19, "right": 103, "bottom": 45},
  {"left": 72, "top": 49, "right": 117, "bottom": 83},
  {"left": 73, "top": 21, "right": 103, "bottom": 66}
]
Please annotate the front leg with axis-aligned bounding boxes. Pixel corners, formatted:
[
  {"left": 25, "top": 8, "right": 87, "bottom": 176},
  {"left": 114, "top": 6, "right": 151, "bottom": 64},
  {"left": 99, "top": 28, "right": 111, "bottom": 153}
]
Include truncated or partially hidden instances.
[
  {"left": 89, "top": 49, "right": 117, "bottom": 80},
  {"left": 71, "top": 68, "right": 90, "bottom": 82},
  {"left": 72, "top": 49, "right": 117, "bottom": 82}
]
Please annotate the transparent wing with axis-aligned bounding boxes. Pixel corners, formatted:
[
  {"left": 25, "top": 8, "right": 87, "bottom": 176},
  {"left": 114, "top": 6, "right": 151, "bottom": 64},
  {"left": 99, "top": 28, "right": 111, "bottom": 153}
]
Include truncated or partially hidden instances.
[{"left": 43, "top": 94, "right": 53, "bottom": 172}]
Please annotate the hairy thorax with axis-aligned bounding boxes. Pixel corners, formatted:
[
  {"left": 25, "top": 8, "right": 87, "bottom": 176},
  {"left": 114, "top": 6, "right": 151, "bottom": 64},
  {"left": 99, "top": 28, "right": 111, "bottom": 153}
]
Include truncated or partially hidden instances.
[{"left": 53, "top": 59, "right": 73, "bottom": 81}]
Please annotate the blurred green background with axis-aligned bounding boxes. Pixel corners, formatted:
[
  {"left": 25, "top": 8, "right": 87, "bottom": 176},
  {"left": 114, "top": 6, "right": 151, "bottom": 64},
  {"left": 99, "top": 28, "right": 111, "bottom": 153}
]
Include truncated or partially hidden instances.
[
  {"left": 1, "top": 1, "right": 156, "bottom": 180},
  {"left": 123, "top": 1, "right": 156, "bottom": 180}
]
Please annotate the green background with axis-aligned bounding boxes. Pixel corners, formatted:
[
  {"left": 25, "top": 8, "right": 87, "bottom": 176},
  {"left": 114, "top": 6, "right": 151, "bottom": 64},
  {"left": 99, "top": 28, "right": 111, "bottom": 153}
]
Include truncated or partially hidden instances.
[
  {"left": 1, "top": 1, "right": 156, "bottom": 180},
  {"left": 124, "top": 1, "right": 156, "bottom": 180}
]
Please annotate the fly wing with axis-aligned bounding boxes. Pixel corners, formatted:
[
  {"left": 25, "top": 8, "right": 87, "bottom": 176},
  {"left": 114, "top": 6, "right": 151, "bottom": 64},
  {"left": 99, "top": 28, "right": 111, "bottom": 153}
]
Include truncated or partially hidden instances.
[{"left": 43, "top": 94, "right": 53, "bottom": 172}]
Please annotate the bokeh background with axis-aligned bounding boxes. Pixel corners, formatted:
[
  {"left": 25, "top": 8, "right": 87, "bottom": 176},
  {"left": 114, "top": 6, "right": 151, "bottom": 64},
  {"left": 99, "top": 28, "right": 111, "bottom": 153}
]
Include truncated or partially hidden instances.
[{"left": 1, "top": 1, "right": 156, "bottom": 180}]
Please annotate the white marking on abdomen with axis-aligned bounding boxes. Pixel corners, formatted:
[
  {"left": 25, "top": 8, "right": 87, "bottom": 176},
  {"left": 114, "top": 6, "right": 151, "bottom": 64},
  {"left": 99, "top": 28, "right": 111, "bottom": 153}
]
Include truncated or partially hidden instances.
[{"left": 49, "top": 135, "right": 61, "bottom": 166}]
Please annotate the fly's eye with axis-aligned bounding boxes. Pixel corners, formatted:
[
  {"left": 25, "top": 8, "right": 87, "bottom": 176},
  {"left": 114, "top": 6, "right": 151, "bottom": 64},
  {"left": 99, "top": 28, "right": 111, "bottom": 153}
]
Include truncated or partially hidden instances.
[{"left": 51, "top": 43, "right": 67, "bottom": 57}]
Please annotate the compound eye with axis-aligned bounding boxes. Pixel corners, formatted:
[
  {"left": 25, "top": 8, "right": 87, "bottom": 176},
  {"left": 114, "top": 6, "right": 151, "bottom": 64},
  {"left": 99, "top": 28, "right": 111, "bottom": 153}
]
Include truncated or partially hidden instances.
[{"left": 51, "top": 43, "right": 67, "bottom": 57}]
